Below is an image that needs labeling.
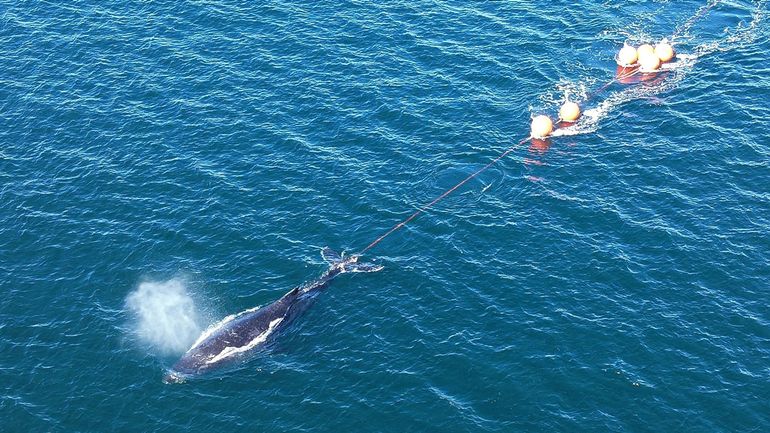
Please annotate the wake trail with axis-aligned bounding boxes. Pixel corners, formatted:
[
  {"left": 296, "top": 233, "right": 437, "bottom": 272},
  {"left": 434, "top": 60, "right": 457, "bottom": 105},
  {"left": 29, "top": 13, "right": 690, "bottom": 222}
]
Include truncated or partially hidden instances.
[{"left": 550, "top": 0, "right": 766, "bottom": 139}]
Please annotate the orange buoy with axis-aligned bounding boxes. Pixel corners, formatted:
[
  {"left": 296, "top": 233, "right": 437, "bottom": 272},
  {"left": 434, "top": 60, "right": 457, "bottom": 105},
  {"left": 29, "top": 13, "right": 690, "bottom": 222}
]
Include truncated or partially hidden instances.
[
  {"left": 639, "top": 52, "right": 661, "bottom": 72},
  {"left": 655, "top": 41, "right": 675, "bottom": 62},
  {"left": 530, "top": 115, "right": 553, "bottom": 138},
  {"left": 637, "top": 44, "right": 655, "bottom": 59},
  {"left": 559, "top": 101, "right": 581, "bottom": 122},
  {"left": 617, "top": 45, "right": 638, "bottom": 66}
]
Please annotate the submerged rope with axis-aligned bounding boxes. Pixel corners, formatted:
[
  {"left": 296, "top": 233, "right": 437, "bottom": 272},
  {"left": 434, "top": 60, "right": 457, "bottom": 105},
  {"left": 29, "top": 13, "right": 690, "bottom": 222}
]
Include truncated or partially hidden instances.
[{"left": 357, "top": 136, "right": 531, "bottom": 256}]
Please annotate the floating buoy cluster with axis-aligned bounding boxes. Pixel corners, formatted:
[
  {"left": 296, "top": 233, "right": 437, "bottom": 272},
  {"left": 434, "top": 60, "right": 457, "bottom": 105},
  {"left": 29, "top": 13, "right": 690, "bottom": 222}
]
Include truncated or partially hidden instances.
[{"left": 530, "top": 39, "right": 677, "bottom": 139}]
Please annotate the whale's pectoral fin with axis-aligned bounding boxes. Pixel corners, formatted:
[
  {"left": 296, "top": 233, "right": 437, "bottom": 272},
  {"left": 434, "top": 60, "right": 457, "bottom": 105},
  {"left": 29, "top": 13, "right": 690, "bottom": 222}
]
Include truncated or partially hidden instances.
[
  {"left": 321, "top": 247, "right": 343, "bottom": 264},
  {"left": 343, "top": 261, "right": 384, "bottom": 273}
]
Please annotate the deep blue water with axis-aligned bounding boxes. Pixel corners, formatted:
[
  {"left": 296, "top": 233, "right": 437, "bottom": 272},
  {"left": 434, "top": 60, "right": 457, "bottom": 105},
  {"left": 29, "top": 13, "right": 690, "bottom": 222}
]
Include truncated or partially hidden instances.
[{"left": 2, "top": 0, "right": 769, "bottom": 431}]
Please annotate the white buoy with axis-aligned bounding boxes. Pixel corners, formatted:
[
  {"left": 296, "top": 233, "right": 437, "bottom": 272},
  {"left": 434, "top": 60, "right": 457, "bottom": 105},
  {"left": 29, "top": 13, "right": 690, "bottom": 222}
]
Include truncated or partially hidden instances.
[
  {"left": 559, "top": 102, "right": 581, "bottom": 122},
  {"left": 639, "top": 53, "right": 661, "bottom": 72},
  {"left": 637, "top": 43, "right": 660, "bottom": 72},
  {"left": 530, "top": 115, "right": 553, "bottom": 138},
  {"left": 655, "top": 41, "right": 675, "bottom": 62},
  {"left": 617, "top": 45, "right": 638, "bottom": 66},
  {"left": 637, "top": 44, "right": 655, "bottom": 59}
]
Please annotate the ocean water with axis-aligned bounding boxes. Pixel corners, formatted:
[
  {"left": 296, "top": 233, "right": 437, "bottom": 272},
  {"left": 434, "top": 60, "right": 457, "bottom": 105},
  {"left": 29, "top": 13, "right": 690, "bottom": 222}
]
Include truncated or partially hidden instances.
[{"left": 1, "top": 0, "right": 769, "bottom": 431}]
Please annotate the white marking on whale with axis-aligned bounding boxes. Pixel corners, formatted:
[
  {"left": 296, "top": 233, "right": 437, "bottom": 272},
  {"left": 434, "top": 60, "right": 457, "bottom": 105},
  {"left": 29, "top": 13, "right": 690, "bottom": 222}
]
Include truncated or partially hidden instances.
[
  {"left": 205, "top": 317, "right": 283, "bottom": 365},
  {"left": 188, "top": 305, "right": 261, "bottom": 352}
]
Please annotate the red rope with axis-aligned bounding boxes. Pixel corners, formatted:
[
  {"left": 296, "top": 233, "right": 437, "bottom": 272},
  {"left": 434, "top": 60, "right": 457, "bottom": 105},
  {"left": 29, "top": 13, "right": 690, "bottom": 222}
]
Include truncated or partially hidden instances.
[
  {"left": 357, "top": 136, "right": 530, "bottom": 255},
  {"left": 587, "top": 67, "right": 642, "bottom": 100}
]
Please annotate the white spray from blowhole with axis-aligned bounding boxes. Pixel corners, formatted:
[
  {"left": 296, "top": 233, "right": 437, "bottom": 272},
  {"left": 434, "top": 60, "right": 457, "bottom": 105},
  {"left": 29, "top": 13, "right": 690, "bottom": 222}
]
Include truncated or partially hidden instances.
[{"left": 125, "top": 278, "right": 204, "bottom": 355}]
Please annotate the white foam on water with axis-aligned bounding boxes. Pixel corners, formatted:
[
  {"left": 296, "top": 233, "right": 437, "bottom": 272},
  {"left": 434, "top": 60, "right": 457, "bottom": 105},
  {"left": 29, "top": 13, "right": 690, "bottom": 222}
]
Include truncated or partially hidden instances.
[
  {"left": 694, "top": 0, "right": 766, "bottom": 56},
  {"left": 125, "top": 278, "right": 204, "bottom": 355},
  {"left": 548, "top": 80, "right": 592, "bottom": 106},
  {"left": 205, "top": 317, "right": 284, "bottom": 365},
  {"left": 547, "top": 63, "right": 690, "bottom": 138},
  {"left": 551, "top": 68, "right": 686, "bottom": 138}
]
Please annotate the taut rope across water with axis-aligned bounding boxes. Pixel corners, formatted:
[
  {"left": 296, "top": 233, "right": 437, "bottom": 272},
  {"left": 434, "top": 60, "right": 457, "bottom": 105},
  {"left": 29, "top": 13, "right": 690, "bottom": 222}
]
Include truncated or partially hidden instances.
[{"left": 357, "top": 136, "right": 531, "bottom": 256}]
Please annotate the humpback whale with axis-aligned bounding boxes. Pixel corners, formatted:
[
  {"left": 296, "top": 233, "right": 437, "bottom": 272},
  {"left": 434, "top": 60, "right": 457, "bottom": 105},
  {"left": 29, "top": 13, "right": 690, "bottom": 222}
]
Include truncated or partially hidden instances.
[{"left": 163, "top": 248, "right": 381, "bottom": 383}]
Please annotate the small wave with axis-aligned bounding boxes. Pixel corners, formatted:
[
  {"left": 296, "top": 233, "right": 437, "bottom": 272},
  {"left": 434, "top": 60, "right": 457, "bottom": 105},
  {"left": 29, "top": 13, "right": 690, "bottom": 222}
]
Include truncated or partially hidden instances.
[{"left": 695, "top": 0, "right": 767, "bottom": 56}]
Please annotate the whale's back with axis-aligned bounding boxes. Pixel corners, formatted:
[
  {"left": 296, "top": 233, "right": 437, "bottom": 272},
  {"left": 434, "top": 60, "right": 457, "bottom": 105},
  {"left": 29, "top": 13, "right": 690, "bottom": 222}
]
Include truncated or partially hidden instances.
[{"left": 170, "top": 290, "right": 298, "bottom": 375}]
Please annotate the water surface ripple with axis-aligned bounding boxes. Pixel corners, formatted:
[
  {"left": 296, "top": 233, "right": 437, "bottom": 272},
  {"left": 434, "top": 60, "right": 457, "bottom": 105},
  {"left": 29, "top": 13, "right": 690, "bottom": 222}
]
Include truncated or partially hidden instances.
[{"left": 1, "top": 1, "right": 768, "bottom": 431}]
